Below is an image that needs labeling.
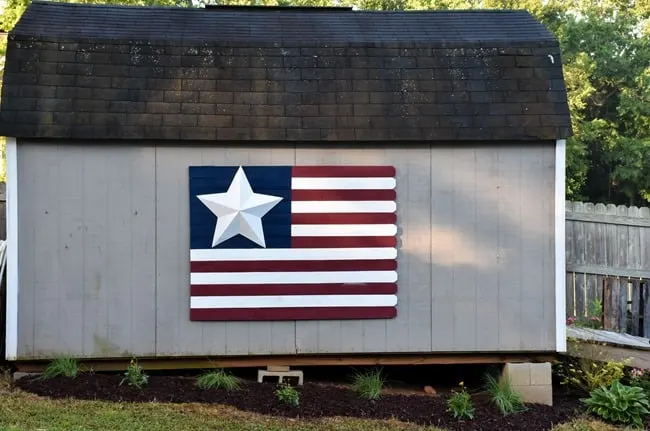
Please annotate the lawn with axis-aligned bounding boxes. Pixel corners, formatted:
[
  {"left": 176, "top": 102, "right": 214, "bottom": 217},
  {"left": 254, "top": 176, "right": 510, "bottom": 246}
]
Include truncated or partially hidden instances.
[{"left": 0, "top": 374, "right": 629, "bottom": 431}]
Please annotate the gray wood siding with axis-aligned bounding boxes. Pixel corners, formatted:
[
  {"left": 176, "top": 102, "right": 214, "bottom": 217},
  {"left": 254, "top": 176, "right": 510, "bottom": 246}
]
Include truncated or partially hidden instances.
[{"left": 15, "top": 141, "right": 557, "bottom": 359}]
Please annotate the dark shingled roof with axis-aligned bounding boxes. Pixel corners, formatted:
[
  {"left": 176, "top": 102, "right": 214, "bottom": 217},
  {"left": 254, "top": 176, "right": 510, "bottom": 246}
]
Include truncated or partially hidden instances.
[{"left": 0, "top": 1, "right": 572, "bottom": 142}]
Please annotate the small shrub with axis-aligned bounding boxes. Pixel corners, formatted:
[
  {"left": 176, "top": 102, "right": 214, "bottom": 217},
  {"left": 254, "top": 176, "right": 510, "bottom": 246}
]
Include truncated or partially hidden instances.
[
  {"left": 275, "top": 382, "right": 299, "bottom": 407},
  {"left": 554, "top": 355, "right": 625, "bottom": 394},
  {"left": 195, "top": 369, "right": 240, "bottom": 391},
  {"left": 446, "top": 381, "right": 475, "bottom": 420},
  {"left": 41, "top": 356, "right": 79, "bottom": 379},
  {"left": 351, "top": 368, "right": 384, "bottom": 400},
  {"left": 484, "top": 373, "right": 525, "bottom": 415},
  {"left": 120, "top": 357, "right": 149, "bottom": 389},
  {"left": 582, "top": 379, "right": 650, "bottom": 429}
]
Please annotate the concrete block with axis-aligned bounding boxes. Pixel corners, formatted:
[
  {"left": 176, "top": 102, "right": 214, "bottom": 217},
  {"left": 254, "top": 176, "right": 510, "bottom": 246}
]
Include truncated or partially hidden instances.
[
  {"left": 502, "top": 362, "right": 553, "bottom": 406},
  {"left": 512, "top": 384, "right": 553, "bottom": 406},
  {"left": 530, "top": 362, "right": 552, "bottom": 386},
  {"left": 503, "top": 363, "right": 531, "bottom": 386},
  {"left": 13, "top": 372, "right": 40, "bottom": 381},
  {"left": 258, "top": 368, "right": 304, "bottom": 385}
]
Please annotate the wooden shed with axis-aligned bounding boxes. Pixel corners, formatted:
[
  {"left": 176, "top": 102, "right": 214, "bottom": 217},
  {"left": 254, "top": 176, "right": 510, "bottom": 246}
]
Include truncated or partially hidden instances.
[{"left": 0, "top": 1, "right": 571, "bottom": 372}]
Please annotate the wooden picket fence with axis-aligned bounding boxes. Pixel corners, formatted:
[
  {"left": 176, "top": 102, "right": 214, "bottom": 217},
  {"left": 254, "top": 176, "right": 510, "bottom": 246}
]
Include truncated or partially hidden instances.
[{"left": 566, "top": 201, "right": 650, "bottom": 336}]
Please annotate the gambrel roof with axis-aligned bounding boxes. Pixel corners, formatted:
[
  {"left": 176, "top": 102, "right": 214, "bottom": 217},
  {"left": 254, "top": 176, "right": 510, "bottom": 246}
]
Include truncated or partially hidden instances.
[{"left": 0, "top": 1, "right": 572, "bottom": 141}]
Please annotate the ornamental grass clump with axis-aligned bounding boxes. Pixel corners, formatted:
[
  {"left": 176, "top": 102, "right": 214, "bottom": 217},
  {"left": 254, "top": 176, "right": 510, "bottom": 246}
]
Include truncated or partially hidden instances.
[
  {"left": 484, "top": 374, "right": 525, "bottom": 416},
  {"left": 41, "top": 356, "right": 79, "bottom": 379},
  {"left": 195, "top": 369, "right": 240, "bottom": 391},
  {"left": 351, "top": 368, "right": 385, "bottom": 400}
]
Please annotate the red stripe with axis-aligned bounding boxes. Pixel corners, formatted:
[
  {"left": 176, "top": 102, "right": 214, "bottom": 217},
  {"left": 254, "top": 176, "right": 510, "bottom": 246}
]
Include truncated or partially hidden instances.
[
  {"left": 292, "top": 213, "right": 397, "bottom": 224},
  {"left": 292, "top": 189, "right": 395, "bottom": 201},
  {"left": 292, "top": 236, "right": 397, "bottom": 248},
  {"left": 190, "top": 306, "right": 397, "bottom": 321},
  {"left": 191, "top": 259, "right": 396, "bottom": 272},
  {"left": 292, "top": 166, "right": 395, "bottom": 178},
  {"left": 191, "top": 283, "right": 397, "bottom": 296}
]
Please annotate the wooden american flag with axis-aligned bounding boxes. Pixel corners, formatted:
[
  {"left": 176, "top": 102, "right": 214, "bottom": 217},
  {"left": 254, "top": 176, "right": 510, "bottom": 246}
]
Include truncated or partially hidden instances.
[{"left": 188, "top": 165, "right": 398, "bottom": 321}]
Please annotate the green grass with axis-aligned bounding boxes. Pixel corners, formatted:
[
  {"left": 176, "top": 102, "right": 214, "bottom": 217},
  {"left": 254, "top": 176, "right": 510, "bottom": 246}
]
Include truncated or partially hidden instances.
[
  {"left": 0, "top": 375, "right": 441, "bottom": 431},
  {"left": 484, "top": 373, "right": 525, "bottom": 416},
  {"left": 350, "top": 368, "right": 385, "bottom": 400},
  {"left": 195, "top": 369, "right": 240, "bottom": 391},
  {"left": 40, "top": 356, "right": 79, "bottom": 380}
]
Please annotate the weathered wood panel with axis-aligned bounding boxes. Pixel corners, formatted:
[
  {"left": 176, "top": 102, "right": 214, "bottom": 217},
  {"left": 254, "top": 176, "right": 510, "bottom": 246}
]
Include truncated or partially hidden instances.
[
  {"left": 15, "top": 141, "right": 557, "bottom": 358},
  {"left": 566, "top": 202, "right": 650, "bottom": 321},
  {"left": 16, "top": 143, "right": 157, "bottom": 359},
  {"left": 566, "top": 202, "right": 650, "bottom": 336}
]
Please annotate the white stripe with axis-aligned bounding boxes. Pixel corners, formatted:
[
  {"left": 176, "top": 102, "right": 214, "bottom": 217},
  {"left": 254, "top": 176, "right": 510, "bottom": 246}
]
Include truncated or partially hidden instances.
[
  {"left": 292, "top": 177, "right": 395, "bottom": 190},
  {"left": 191, "top": 247, "right": 397, "bottom": 261},
  {"left": 555, "top": 139, "right": 567, "bottom": 353},
  {"left": 291, "top": 224, "right": 397, "bottom": 237},
  {"left": 191, "top": 270, "right": 397, "bottom": 285},
  {"left": 5, "top": 137, "right": 17, "bottom": 360},
  {"left": 292, "top": 201, "right": 396, "bottom": 213},
  {"left": 191, "top": 294, "right": 398, "bottom": 309}
]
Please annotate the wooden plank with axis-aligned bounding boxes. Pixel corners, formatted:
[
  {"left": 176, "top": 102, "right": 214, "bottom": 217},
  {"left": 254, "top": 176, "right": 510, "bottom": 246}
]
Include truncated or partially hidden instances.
[
  {"left": 641, "top": 280, "right": 650, "bottom": 337},
  {"left": 628, "top": 206, "right": 642, "bottom": 273},
  {"left": 429, "top": 146, "right": 456, "bottom": 352},
  {"left": 603, "top": 277, "right": 613, "bottom": 330},
  {"left": 567, "top": 326, "right": 650, "bottom": 350},
  {"left": 573, "top": 203, "right": 587, "bottom": 317},
  {"left": 568, "top": 340, "right": 650, "bottom": 371},
  {"left": 452, "top": 146, "right": 479, "bottom": 351},
  {"left": 566, "top": 264, "right": 650, "bottom": 279},
  {"left": 641, "top": 207, "right": 650, "bottom": 274},
  {"left": 566, "top": 210, "right": 650, "bottom": 228},
  {"left": 631, "top": 279, "right": 641, "bottom": 336},
  {"left": 566, "top": 272, "right": 575, "bottom": 317},
  {"left": 575, "top": 272, "right": 587, "bottom": 318},
  {"left": 12, "top": 352, "right": 559, "bottom": 373},
  {"left": 613, "top": 278, "right": 626, "bottom": 333}
]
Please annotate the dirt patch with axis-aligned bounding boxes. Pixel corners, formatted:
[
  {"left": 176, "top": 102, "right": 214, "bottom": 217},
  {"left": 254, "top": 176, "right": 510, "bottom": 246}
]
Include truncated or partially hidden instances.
[{"left": 14, "top": 374, "right": 599, "bottom": 430}]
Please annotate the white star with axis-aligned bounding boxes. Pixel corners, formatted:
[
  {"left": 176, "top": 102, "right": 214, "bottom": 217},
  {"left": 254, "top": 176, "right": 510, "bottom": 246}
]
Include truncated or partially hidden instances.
[{"left": 196, "top": 166, "right": 283, "bottom": 248}]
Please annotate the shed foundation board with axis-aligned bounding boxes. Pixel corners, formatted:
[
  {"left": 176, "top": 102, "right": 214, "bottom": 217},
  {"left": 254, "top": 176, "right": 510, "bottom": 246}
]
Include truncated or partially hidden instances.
[{"left": 14, "top": 141, "right": 558, "bottom": 359}]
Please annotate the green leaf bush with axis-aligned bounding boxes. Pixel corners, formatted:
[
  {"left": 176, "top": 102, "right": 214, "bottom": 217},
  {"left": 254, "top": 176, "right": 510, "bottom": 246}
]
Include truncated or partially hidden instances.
[
  {"left": 582, "top": 379, "right": 650, "bottom": 429},
  {"left": 446, "top": 381, "right": 475, "bottom": 420}
]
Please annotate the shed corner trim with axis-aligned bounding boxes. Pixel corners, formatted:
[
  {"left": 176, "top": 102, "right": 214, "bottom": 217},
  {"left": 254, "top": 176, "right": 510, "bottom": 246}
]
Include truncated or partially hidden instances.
[
  {"left": 5, "top": 136, "right": 18, "bottom": 360},
  {"left": 555, "top": 138, "right": 567, "bottom": 353}
]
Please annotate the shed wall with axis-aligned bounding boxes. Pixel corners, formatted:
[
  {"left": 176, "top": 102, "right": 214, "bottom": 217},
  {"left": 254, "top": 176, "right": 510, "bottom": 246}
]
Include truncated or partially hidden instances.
[{"left": 15, "top": 141, "right": 557, "bottom": 359}]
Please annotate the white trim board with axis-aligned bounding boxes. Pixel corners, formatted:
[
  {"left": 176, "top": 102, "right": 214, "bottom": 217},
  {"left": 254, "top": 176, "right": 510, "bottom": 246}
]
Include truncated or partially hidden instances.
[
  {"left": 5, "top": 137, "right": 18, "bottom": 360},
  {"left": 555, "top": 139, "right": 567, "bottom": 353}
]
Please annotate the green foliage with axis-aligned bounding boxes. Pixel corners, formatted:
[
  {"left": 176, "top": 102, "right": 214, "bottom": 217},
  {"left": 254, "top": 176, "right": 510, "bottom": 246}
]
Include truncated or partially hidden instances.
[
  {"left": 567, "top": 299, "right": 603, "bottom": 329},
  {"left": 274, "top": 382, "right": 300, "bottom": 407},
  {"left": 350, "top": 368, "right": 385, "bottom": 400},
  {"left": 446, "top": 381, "right": 475, "bottom": 420},
  {"left": 555, "top": 356, "right": 626, "bottom": 394},
  {"left": 40, "top": 356, "right": 79, "bottom": 379},
  {"left": 195, "top": 369, "right": 240, "bottom": 391},
  {"left": 484, "top": 374, "right": 525, "bottom": 415},
  {"left": 627, "top": 367, "right": 650, "bottom": 395},
  {"left": 582, "top": 379, "right": 650, "bottom": 428},
  {"left": 119, "top": 357, "right": 149, "bottom": 389}
]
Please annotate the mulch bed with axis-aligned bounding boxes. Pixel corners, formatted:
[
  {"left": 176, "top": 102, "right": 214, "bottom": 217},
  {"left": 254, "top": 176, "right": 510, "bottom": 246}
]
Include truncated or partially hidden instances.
[{"left": 15, "top": 374, "right": 592, "bottom": 430}]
